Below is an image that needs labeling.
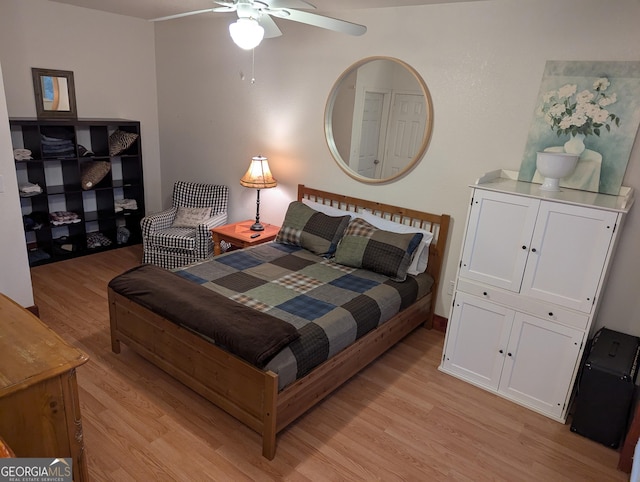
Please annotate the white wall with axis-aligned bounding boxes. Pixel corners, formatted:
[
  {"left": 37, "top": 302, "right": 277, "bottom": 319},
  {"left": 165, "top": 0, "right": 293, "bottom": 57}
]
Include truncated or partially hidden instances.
[
  {"left": 0, "top": 0, "right": 161, "bottom": 307},
  {"left": 0, "top": 62, "right": 33, "bottom": 307},
  {"left": 0, "top": 0, "right": 638, "bottom": 333},
  {"left": 154, "top": 0, "right": 640, "bottom": 332},
  {"left": 0, "top": 0, "right": 162, "bottom": 212}
]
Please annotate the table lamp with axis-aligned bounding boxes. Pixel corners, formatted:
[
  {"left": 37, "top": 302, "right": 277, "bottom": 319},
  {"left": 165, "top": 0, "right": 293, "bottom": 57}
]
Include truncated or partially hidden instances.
[{"left": 240, "top": 155, "right": 277, "bottom": 231}]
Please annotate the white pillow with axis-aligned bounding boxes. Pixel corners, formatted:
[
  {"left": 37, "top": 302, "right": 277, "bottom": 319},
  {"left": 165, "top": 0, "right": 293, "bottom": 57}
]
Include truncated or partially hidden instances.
[
  {"left": 360, "top": 210, "right": 434, "bottom": 275},
  {"left": 172, "top": 206, "right": 211, "bottom": 228},
  {"left": 301, "top": 198, "right": 358, "bottom": 219}
]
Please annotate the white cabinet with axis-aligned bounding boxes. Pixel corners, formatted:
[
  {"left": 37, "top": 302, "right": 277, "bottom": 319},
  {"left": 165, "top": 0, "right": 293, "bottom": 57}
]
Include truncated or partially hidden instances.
[
  {"left": 443, "top": 292, "right": 584, "bottom": 419},
  {"left": 441, "top": 170, "right": 633, "bottom": 422},
  {"left": 459, "top": 189, "right": 538, "bottom": 292},
  {"left": 442, "top": 292, "right": 514, "bottom": 391},
  {"left": 498, "top": 311, "right": 583, "bottom": 418}
]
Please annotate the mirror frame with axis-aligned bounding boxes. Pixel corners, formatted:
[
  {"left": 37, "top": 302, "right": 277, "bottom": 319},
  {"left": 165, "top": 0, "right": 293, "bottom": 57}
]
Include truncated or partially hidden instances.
[
  {"left": 31, "top": 68, "right": 77, "bottom": 119},
  {"left": 324, "top": 56, "right": 433, "bottom": 184}
]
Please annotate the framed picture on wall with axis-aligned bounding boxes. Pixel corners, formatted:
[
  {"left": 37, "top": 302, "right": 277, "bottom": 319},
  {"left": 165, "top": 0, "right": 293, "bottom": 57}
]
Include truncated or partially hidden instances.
[
  {"left": 518, "top": 61, "right": 640, "bottom": 195},
  {"left": 31, "top": 67, "right": 77, "bottom": 120}
]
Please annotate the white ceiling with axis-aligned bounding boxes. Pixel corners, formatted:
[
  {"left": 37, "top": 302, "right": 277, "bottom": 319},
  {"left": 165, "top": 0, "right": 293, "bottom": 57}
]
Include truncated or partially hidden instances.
[{"left": 48, "top": 0, "right": 479, "bottom": 20}]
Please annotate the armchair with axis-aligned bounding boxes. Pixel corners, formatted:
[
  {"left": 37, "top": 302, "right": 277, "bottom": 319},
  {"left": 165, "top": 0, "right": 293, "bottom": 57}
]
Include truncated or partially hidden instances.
[{"left": 141, "top": 181, "right": 229, "bottom": 269}]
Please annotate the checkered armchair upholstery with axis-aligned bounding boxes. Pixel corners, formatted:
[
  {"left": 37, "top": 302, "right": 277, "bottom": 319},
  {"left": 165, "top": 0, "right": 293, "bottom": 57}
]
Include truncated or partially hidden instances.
[{"left": 141, "top": 181, "right": 229, "bottom": 269}]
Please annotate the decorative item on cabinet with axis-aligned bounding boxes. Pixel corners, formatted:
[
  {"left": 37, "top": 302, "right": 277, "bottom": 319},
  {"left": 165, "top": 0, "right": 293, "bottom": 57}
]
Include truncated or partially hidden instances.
[
  {"left": 535, "top": 151, "right": 579, "bottom": 192},
  {"left": 439, "top": 169, "right": 634, "bottom": 422},
  {"left": 10, "top": 118, "right": 145, "bottom": 266}
]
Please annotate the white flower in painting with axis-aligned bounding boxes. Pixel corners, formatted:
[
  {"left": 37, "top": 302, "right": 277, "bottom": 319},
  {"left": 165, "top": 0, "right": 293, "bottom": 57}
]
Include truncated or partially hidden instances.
[
  {"left": 591, "top": 108, "right": 610, "bottom": 124},
  {"left": 548, "top": 103, "right": 566, "bottom": 118},
  {"left": 557, "top": 83, "right": 577, "bottom": 99},
  {"left": 576, "top": 89, "right": 595, "bottom": 104},
  {"left": 599, "top": 92, "right": 617, "bottom": 107},
  {"left": 538, "top": 77, "right": 621, "bottom": 138},
  {"left": 593, "top": 77, "right": 610, "bottom": 91}
]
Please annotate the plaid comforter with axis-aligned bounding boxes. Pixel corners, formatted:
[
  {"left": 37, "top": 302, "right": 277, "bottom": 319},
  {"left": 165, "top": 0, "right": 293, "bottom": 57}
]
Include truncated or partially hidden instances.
[{"left": 174, "top": 242, "right": 434, "bottom": 390}]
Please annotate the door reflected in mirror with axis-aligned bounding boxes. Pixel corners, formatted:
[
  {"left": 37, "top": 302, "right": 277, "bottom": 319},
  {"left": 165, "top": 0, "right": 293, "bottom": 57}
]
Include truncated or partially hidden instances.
[
  {"left": 325, "top": 57, "right": 433, "bottom": 183},
  {"left": 31, "top": 68, "right": 77, "bottom": 119}
]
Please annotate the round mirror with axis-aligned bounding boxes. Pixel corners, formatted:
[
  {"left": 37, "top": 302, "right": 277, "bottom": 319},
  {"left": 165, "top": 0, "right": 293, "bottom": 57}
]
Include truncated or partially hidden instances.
[{"left": 324, "top": 56, "right": 433, "bottom": 183}]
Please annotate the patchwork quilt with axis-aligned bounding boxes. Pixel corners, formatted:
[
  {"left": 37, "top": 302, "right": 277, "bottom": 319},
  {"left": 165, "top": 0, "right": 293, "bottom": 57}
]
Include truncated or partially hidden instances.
[{"left": 174, "top": 242, "right": 434, "bottom": 390}]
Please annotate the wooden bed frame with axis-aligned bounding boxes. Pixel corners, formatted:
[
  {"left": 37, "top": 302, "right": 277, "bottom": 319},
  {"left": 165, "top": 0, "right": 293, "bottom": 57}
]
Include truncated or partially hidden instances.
[{"left": 109, "top": 184, "right": 450, "bottom": 459}]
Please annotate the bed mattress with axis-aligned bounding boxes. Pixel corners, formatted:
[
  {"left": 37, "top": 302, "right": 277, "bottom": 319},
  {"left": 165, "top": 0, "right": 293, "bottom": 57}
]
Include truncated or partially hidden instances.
[{"left": 172, "top": 242, "right": 433, "bottom": 390}]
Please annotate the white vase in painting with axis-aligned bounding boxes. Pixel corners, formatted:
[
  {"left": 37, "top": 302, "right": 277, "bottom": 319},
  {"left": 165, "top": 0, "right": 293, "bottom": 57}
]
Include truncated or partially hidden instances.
[
  {"left": 536, "top": 151, "right": 580, "bottom": 191},
  {"left": 564, "top": 133, "right": 586, "bottom": 155}
]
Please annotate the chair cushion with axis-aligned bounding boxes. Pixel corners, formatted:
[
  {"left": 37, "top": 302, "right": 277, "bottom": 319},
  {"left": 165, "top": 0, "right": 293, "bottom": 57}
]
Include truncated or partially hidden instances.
[
  {"left": 172, "top": 206, "right": 212, "bottom": 228},
  {"left": 148, "top": 227, "right": 197, "bottom": 250}
]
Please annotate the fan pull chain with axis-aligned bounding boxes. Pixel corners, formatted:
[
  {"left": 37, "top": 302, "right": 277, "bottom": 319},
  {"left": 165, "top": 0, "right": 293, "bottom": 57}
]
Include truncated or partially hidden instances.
[{"left": 251, "top": 48, "right": 256, "bottom": 84}]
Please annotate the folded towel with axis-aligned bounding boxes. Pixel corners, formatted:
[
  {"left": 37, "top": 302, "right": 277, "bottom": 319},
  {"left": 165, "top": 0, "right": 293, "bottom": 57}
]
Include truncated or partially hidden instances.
[
  {"left": 19, "top": 182, "right": 42, "bottom": 195},
  {"left": 50, "top": 211, "right": 81, "bottom": 225},
  {"left": 114, "top": 198, "right": 138, "bottom": 212},
  {"left": 14, "top": 148, "right": 32, "bottom": 161}
]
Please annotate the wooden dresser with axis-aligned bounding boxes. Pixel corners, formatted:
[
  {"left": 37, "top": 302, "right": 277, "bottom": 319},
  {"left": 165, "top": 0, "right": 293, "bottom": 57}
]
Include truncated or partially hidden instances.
[{"left": 0, "top": 293, "right": 89, "bottom": 481}]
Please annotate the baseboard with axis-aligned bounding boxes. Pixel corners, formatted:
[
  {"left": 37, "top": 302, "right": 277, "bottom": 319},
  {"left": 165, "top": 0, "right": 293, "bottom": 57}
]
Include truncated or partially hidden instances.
[
  {"left": 432, "top": 314, "right": 447, "bottom": 333},
  {"left": 25, "top": 305, "right": 39, "bottom": 317}
]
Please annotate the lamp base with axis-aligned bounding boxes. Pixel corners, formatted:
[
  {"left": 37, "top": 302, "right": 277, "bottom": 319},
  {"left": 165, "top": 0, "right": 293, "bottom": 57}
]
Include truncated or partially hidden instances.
[{"left": 250, "top": 222, "right": 264, "bottom": 231}]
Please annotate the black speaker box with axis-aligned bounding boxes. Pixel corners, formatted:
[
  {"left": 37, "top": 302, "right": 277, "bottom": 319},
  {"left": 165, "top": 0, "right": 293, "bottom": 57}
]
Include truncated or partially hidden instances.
[{"left": 570, "top": 328, "right": 640, "bottom": 448}]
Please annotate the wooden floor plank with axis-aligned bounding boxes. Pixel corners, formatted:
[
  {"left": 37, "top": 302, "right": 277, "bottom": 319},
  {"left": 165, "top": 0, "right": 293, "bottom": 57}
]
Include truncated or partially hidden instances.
[{"left": 26, "top": 245, "right": 627, "bottom": 481}]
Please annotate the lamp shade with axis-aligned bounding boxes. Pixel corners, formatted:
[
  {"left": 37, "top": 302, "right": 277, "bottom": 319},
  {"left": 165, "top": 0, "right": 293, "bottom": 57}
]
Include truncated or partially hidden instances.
[
  {"left": 229, "top": 18, "right": 265, "bottom": 50},
  {"left": 240, "top": 156, "right": 277, "bottom": 189}
]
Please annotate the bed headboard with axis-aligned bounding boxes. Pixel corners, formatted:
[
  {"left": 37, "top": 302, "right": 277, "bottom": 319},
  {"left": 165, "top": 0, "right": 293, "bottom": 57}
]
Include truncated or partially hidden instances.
[{"left": 297, "top": 184, "right": 451, "bottom": 300}]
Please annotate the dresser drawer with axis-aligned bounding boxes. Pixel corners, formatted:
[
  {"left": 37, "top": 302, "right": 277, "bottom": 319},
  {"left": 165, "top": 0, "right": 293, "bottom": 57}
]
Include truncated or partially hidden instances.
[{"left": 456, "top": 278, "right": 589, "bottom": 331}]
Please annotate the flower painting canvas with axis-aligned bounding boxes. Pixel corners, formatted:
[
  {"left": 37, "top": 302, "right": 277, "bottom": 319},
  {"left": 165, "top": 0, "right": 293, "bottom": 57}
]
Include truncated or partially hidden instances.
[{"left": 518, "top": 61, "right": 640, "bottom": 195}]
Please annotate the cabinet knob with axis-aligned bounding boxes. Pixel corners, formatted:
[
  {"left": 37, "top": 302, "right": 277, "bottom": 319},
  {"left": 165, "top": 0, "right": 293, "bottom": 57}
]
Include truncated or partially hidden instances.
[
  {"left": 548, "top": 312, "right": 554, "bottom": 317},
  {"left": 499, "top": 349, "right": 504, "bottom": 354},
  {"left": 483, "top": 291, "right": 488, "bottom": 296},
  {"left": 522, "top": 245, "right": 527, "bottom": 250},
  {"left": 531, "top": 248, "right": 537, "bottom": 253},
  {"left": 507, "top": 352, "right": 513, "bottom": 357}
]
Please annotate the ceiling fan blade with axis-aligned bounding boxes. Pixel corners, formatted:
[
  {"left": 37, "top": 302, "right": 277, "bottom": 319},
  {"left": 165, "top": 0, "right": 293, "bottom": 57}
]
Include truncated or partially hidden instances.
[
  {"left": 265, "top": 0, "right": 316, "bottom": 9},
  {"left": 281, "top": 9, "right": 366, "bottom": 36},
  {"left": 259, "top": 14, "right": 283, "bottom": 38},
  {"left": 150, "top": 8, "right": 216, "bottom": 22}
]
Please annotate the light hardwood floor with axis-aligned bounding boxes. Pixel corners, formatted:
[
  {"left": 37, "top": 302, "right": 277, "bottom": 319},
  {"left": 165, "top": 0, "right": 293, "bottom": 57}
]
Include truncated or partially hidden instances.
[{"left": 29, "top": 246, "right": 627, "bottom": 481}]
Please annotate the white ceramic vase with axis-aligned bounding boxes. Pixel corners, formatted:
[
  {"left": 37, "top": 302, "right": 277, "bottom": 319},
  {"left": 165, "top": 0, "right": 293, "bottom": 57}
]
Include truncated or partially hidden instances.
[
  {"left": 536, "top": 151, "right": 580, "bottom": 191},
  {"left": 564, "top": 133, "right": 586, "bottom": 155}
]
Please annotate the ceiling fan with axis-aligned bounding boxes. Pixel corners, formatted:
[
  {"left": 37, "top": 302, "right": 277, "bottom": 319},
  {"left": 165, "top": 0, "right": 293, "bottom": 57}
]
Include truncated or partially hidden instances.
[{"left": 150, "top": 0, "right": 367, "bottom": 50}]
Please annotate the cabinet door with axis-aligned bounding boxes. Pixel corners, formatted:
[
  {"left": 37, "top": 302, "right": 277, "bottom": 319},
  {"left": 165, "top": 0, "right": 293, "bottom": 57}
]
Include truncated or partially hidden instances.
[
  {"left": 521, "top": 202, "right": 618, "bottom": 312},
  {"left": 499, "top": 312, "right": 583, "bottom": 419},
  {"left": 442, "top": 293, "right": 514, "bottom": 390},
  {"left": 460, "top": 190, "right": 539, "bottom": 291}
]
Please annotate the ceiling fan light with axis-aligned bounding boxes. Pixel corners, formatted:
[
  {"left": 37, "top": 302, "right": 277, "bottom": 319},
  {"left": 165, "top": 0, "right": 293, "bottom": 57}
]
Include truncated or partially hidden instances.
[{"left": 229, "top": 18, "right": 265, "bottom": 50}]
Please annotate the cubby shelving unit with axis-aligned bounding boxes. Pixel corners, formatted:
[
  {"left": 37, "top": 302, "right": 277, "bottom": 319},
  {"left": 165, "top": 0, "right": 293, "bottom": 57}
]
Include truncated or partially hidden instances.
[{"left": 10, "top": 117, "right": 145, "bottom": 266}]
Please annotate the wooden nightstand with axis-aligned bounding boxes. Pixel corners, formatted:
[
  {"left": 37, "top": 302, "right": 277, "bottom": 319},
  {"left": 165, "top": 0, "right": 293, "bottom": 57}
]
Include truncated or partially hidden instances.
[{"left": 211, "top": 220, "right": 280, "bottom": 255}]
